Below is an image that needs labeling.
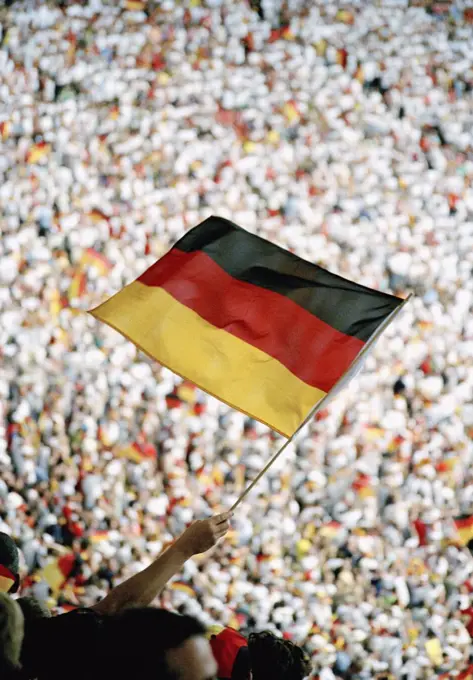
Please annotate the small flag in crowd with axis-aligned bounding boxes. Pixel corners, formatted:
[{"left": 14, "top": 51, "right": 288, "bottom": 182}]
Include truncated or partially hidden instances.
[
  {"left": 26, "top": 141, "right": 50, "bottom": 164},
  {"left": 269, "top": 25, "right": 295, "bottom": 42},
  {"left": 353, "top": 474, "right": 375, "bottom": 499},
  {"left": 89, "top": 531, "right": 110, "bottom": 544},
  {"left": 335, "top": 9, "right": 355, "bottom": 24},
  {"left": 0, "top": 565, "right": 16, "bottom": 594},
  {"left": 454, "top": 515, "right": 473, "bottom": 547},
  {"left": 88, "top": 208, "right": 110, "bottom": 224},
  {"left": 81, "top": 248, "right": 113, "bottom": 276},
  {"left": 165, "top": 392, "right": 183, "bottom": 410},
  {"left": 125, "top": 0, "right": 146, "bottom": 10},
  {"left": 170, "top": 581, "right": 196, "bottom": 597},
  {"left": 38, "top": 553, "right": 75, "bottom": 595},
  {"left": 91, "top": 216, "right": 405, "bottom": 437},
  {"left": 425, "top": 637, "right": 443, "bottom": 666},
  {"left": 319, "top": 521, "right": 343, "bottom": 540},
  {"left": 458, "top": 664, "right": 473, "bottom": 680},
  {"left": 314, "top": 39, "right": 328, "bottom": 57},
  {"left": 282, "top": 100, "right": 300, "bottom": 125},
  {"left": 68, "top": 272, "right": 87, "bottom": 301},
  {"left": 336, "top": 48, "right": 348, "bottom": 69},
  {"left": 436, "top": 456, "right": 459, "bottom": 474},
  {"left": 177, "top": 380, "right": 196, "bottom": 403},
  {"left": 115, "top": 440, "right": 156, "bottom": 464},
  {"left": 0, "top": 121, "right": 10, "bottom": 140}
]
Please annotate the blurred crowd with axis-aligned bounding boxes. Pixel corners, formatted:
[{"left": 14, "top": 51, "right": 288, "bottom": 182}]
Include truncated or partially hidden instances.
[{"left": 2, "top": 0, "right": 473, "bottom": 678}]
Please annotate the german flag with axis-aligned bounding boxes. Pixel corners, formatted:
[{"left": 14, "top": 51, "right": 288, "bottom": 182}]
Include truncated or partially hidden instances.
[
  {"left": 68, "top": 272, "right": 87, "bottom": 300},
  {"left": 353, "top": 474, "right": 375, "bottom": 499},
  {"left": 0, "top": 121, "right": 10, "bottom": 140},
  {"left": 91, "top": 216, "right": 404, "bottom": 437},
  {"left": 335, "top": 9, "right": 355, "bottom": 24},
  {"left": 282, "top": 101, "right": 300, "bottom": 125},
  {"left": 26, "top": 141, "right": 50, "bottom": 164},
  {"left": 336, "top": 48, "right": 348, "bottom": 69},
  {"left": 125, "top": 0, "right": 146, "bottom": 10},
  {"left": 115, "top": 441, "right": 157, "bottom": 464},
  {"left": 0, "top": 565, "right": 16, "bottom": 594},
  {"left": 436, "top": 456, "right": 459, "bottom": 474},
  {"left": 459, "top": 664, "right": 473, "bottom": 680},
  {"left": 319, "top": 521, "right": 342, "bottom": 539},
  {"left": 170, "top": 581, "right": 196, "bottom": 597},
  {"left": 165, "top": 392, "right": 183, "bottom": 410},
  {"left": 81, "top": 248, "right": 112, "bottom": 276},
  {"left": 88, "top": 209, "right": 110, "bottom": 224},
  {"left": 38, "top": 553, "right": 75, "bottom": 595},
  {"left": 177, "top": 380, "right": 196, "bottom": 403},
  {"left": 454, "top": 515, "right": 473, "bottom": 546}
]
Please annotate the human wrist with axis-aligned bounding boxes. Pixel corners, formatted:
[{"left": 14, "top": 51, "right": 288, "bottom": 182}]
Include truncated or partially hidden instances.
[{"left": 173, "top": 533, "right": 195, "bottom": 560}]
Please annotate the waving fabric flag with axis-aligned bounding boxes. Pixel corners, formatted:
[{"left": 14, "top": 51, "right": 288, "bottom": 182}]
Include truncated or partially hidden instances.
[
  {"left": 115, "top": 441, "right": 157, "bottom": 464},
  {"left": 38, "top": 553, "right": 76, "bottom": 595},
  {"left": 68, "top": 272, "right": 87, "bottom": 301},
  {"left": 81, "top": 248, "right": 112, "bottom": 276},
  {"left": 458, "top": 664, "right": 473, "bottom": 680},
  {"left": 91, "top": 216, "right": 404, "bottom": 437},
  {"left": 0, "top": 565, "right": 16, "bottom": 594},
  {"left": 454, "top": 515, "right": 473, "bottom": 547}
]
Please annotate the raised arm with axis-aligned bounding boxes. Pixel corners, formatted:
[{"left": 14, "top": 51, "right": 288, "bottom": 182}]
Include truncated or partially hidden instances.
[{"left": 91, "top": 512, "right": 231, "bottom": 615}]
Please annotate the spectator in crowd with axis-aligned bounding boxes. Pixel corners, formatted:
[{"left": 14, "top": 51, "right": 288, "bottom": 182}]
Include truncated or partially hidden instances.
[
  {"left": 0, "top": 593, "right": 24, "bottom": 678},
  {"left": 210, "top": 626, "right": 312, "bottom": 680},
  {"left": 2, "top": 0, "right": 473, "bottom": 678},
  {"left": 0, "top": 533, "right": 21, "bottom": 594},
  {"left": 17, "top": 514, "right": 230, "bottom": 679},
  {"left": 98, "top": 608, "right": 218, "bottom": 680}
]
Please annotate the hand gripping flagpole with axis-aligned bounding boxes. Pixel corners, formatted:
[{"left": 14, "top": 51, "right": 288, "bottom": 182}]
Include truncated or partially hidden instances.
[{"left": 230, "top": 294, "right": 412, "bottom": 512}]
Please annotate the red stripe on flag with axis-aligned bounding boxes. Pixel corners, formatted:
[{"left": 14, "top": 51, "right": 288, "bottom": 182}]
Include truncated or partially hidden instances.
[
  {"left": 137, "top": 248, "right": 364, "bottom": 392},
  {"left": 455, "top": 516, "right": 473, "bottom": 530}
]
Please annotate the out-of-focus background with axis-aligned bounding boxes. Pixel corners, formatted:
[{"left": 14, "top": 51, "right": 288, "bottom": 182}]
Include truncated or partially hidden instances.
[{"left": 1, "top": 1, "right": 473, "bottom": 677}]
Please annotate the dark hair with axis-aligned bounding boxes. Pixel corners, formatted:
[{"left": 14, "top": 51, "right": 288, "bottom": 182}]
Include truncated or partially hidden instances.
[
  {"left": 17, "top": 596, "right": 51, "bottom": 674},
  {"left": 248, "top": 631, "right": 312, "bottom": 680},
  {"left": 101, "top": 608, "right": 206, "bottom": 679},
  {"left": 0, "top": 534, "right": 20, "bottom": 593}
]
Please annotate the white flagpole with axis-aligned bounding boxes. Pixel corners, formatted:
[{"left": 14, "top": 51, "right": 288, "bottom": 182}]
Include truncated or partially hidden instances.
[{"left": 230, "top": 294, "right": 412, "bottom": 511}]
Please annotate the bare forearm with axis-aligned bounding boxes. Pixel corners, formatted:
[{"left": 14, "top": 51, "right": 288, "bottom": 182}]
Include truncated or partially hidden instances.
[
  {"left": 91, "top": 512, "right": 231, "bottom": 616},
  {"left": 92, "top": 538, "right": 192, "bottom": 615}
]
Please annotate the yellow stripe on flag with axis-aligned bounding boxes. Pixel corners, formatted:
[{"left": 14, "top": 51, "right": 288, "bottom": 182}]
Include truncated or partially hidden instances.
[
  {"left": 0, "top": 121, "right": 11, "bottom": 140},
  {"left": 91, "top": 281, "right": 326, "bottom": 437},
  {"left": 68, "top": 272, "right": 86, "bottom": 300},
  {"left": 39, "top": 560, "right": 67, "bottom": 595},
  {"left": 27, "top": 143, "right": 50, "bottom": 164},
  {"left": 177, "top": 381, "right": 196, "bottom": 403},
  {"left": 125, "top": 0, "right": 146, "bottom": 10},
  {"left": 283, "top": 102, "right": 299, "bottom": 124},
  {"left": 115, "top": 443, "right": 144, "bottom": 464},
  {"left": 457, "top": 524, "right": 473, "bottom": 546},
  {"left": 170, "top": 582, "right": 196, "bottom": 597},
  {"left": 0, "top": 576, "right": 15, "bottom": 593}
]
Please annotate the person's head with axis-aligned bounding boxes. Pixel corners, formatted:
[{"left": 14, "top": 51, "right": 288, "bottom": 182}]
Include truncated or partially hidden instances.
[
  {"left": 0, "top": 593, "right": 24, "bottom": 674},
  {"left": 0, "top": 534, "right": 20, "bottom": 594},
  {"left": 248, "top": 631, "right": 312, "bottom": 680},
  {"left": 102, "top": 607, "right": 217, "bottom": 680},
  {"left": 17, "top": 597, "right": 51, "bottom": 624},
  {"left": 16, "top": 596, "right": 51, "bottom": 675}
]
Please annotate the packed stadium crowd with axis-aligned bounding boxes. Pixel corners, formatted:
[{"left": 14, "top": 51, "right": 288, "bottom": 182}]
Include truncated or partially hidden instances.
[{"left": 2, "top": 0, "right": 473, "bottom": 677}]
